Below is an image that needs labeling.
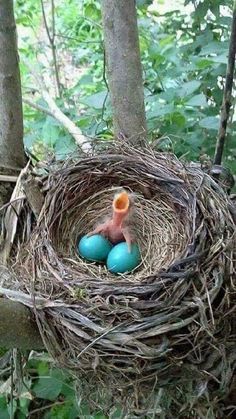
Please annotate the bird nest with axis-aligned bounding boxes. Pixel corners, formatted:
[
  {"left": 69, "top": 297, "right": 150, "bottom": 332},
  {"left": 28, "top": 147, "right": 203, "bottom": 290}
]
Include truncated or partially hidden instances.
[{"left": 2, "top": 143, "right": 236, "bottom": 417}]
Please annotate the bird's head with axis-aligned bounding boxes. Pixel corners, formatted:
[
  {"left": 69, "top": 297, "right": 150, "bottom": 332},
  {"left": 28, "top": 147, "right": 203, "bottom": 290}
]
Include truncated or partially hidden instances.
[{"left": 113, "top": 190, "right": 130, "bottom": 216}]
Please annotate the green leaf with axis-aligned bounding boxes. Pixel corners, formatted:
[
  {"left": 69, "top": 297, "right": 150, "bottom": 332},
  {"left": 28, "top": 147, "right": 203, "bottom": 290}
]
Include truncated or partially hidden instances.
[
  {"left": 199, "top": 116, "right": 219, "bottom": 130},
  {"left": 24, "top": 133, "right": 38, "bottom": 150},
  {"left": 42, "top": 119, "right": 61, "bottom": 148},
  {"left": 159, "top": 35, "right": 175, "bottom": 48},
  {"left": 186, "top": 94, "right": 207, "bottom": 107},
  {"left": 78, "top": 74, "right": 93, "bottom": 85},
  {"left": 148, "top": 104, "right": 174, "bottom": 118},
  {"left": 36, "top": 361, "right": 50, "bottom": 376},
  {"left": 17, "top": 398, "right": 31, "bottom": 418},
  {"left": 44, "top": 402, "right": 79, "bottom": 419},
  {"left": 94, "top": 413, "right": 107, "bottom": 419},
  {"left": 171, "top": 112, "right": 186, "bottom": 127},
  {"left": 194, "top": 1, "right": 209, "bottom": 20},
  {"left": 33, "top": 376, "right": 63, "bottom": 401},
  {"left": 84, "top": 3, "right": 101, "bottom": 20},
  {"left": 188, "top": 131, "right": 204, "bottom": 149},
  {"left": 178, "top": 80, "right": 201, "bottom": 98},
  {"left": 136, "top": 0, "right": 152, "bottom": 8},
  {"left": 196, "top": 59, "right": 214, "bottom": 69},
  {"left": 210, "top": 3, "right": 220, "bottom": 17},
  {"left": 210, "top": 53, "right": 227, "bottom": 64},
  {"left": 7, "top": 400, "right": 17, "bottom": 417},
  {"left": 0, "top": 397, "right": 9, "bottom": 419},
  {"left": 199, "top": 41, "right": 228, "bottom": 56},
  {"left": 110, "top": 406, "right": 123, "bottom": 419},
  {"left": 76, "top": 116, "right": 93, "bottom": 129},
  {"left": 81, "top": 91, "right": 108, "bottom": 109},
  {"left": 54, "top": 136, "right": 77, "bottom": 160}
]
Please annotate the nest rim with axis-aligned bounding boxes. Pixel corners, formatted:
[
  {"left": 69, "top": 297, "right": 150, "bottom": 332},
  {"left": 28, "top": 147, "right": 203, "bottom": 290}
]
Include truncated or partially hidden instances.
[{"left": 3, "top": 142, "right": 235, "bottom": 416}]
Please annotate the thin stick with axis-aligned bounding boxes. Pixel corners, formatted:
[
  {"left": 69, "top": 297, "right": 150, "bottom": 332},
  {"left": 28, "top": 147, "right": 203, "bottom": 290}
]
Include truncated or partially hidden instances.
[
  {"left": 40, "top": 0, "right": 61, "bottom": 97},
  {"left": 0, "top": 175, "right": 18, "bottom": 182},
  {"left": 50, "top": 0, "right": 61, "bottom": 96},
  {"left": 214, "top": 1, "right": 236, "bottom": 165},
  {"left": 28, "top": 401, "right": 66, "bottom": 417},
  {"left": 55, "top": 33, "right": 102, "bottom": 43},
  {"left": 22, "top": 62, "right": 90, "bottom": 151},
  {"left": 23, "top": 97, "right": 55, "bottom": 118}
]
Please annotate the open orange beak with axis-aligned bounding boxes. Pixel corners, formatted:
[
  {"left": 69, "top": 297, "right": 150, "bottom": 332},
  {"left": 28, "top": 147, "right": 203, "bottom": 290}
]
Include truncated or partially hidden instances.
[{"left": 113, "top": 191, "right": 130, "bottom": 216}]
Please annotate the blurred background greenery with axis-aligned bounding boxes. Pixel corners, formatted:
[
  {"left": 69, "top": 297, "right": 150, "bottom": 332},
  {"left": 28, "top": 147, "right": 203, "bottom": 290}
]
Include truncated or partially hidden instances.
[{"left": 19, "top": 0, "right": 235, "bottom": 167}]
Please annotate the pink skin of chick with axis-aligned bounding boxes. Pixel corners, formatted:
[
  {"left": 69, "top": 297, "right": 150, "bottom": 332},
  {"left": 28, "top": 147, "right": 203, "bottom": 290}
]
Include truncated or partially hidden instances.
[{"left": 87, "top": 191, "right": 133, "bottom": 252}]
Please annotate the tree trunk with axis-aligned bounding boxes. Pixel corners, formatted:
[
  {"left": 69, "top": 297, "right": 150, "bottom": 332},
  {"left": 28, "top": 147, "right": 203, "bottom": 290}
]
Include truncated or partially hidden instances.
[
  {"left": 101, "top": 0, "right": 147, "bottom": 145},
  {"left": 0, "top": 1, "right": 38, "bottom": 349},
  {"left": 0, "top": 0, "right": 25, "bottom": 170},
  {"left": 0, "top": 299, "right": 43, "bottom": 349}
]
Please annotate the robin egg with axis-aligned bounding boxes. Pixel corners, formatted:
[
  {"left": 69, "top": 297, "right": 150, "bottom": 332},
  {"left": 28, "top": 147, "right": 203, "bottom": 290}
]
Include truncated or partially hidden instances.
[
  {"left": 78, "top": 234, "right": 112, "bottom": 262},
  {"left": 107, "top": 242, "right": 141, "bottom": 274}
]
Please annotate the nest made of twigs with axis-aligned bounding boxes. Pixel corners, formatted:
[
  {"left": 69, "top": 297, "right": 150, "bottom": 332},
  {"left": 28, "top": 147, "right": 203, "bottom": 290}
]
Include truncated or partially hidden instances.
[{"left": 3, "top": 142, "right": 236, "bottom": 417}]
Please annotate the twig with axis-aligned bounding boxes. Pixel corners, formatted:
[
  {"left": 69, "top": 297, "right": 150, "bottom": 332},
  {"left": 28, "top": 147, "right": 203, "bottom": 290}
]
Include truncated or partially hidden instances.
[
  {"left": 23, "top": 97, "right": 55, "bottom": 118},
  {"left": 95, "top": 46, "right": 109, "bottom": 134},
  {"left": 40, "top": 0, "right": 51, "bottom": 44},
  {"left": 22, "top": 62, "right": 90, "bottom": 152},
  {"left": 214, "top": 1, "right": 236, "bottom": 165},
  {"left": 40, "top": 0, "right": 61, "bottom": 97},
  {"left": 51, "top": 0, "right": 55, "bottom": 41},
  {"left": 28, "top": 400, "right": 66, "bottom": 417},
  {"left": 50, "top": 0, "right": 61, "bottom": 96},
  {"left": 55, "top": 33, "right": 102, "bottom": 43},
  {"left": 0, "top": 175, "right": 18, "bottom": 183},
  {"left": 40, "top": 89, "right": 90, "bottom": 152}
]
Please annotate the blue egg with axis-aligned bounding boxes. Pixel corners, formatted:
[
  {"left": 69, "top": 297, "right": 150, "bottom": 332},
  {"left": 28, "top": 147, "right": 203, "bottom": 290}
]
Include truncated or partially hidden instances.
[
  {"left": 78, "top": 234, "right": 112, "bottom": 262},
  {"left": 107, "top": 242, "right": 141, "bottom": 274}
]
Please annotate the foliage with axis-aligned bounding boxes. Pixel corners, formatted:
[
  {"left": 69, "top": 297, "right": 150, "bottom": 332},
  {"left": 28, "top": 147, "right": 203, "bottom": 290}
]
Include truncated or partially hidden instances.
[
  {"left": 0, "top": 352, "right": 112, "bottom": 418},
  {"left": 141, "top": 0, "right": 235, "bottom": 165},
  {"left": 16, "top": 0, "right": 236, "bottom": 173}
]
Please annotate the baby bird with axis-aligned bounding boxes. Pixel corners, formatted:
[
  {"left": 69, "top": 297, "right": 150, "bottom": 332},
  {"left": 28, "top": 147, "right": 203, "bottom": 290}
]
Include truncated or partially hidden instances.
[{"left": 88, "top": 190, "right": 133, "bottom": 252}]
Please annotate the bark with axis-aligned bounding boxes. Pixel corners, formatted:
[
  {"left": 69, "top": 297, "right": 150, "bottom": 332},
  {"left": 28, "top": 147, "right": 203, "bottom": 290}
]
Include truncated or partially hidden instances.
[
  {"left": 0, "top": 1, "right": 40, "bottom": 350},
  {"left": 0, "top": 299, "right": 43, "bottom": 349},
  {"left": 214, "top": 0, "right": 236, "bottom": 165},
  {"left": 0, "top": 0, "right": 26, "bottom": 170},
  {"left": 101, "top": 0, "right": 147, "bottom": 145}
]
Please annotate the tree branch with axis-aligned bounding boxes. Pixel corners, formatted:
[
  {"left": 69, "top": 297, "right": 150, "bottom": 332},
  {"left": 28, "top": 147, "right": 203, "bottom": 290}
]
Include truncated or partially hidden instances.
[
  {"left": 23, "top": 97, "right": 55, "bottom": 118},
  {"left": 23, "top": 93, "right": 90, "bottom": 153},
  {"left": 0, "top": 175, "right": 18, "bottom": 183},
  {"left": 214, "top": 0, "right": 236, "bottom": 165},
  {"left": 40, "top": 0, "right": 61, "bottom": 97},
  {"left": 39, "top": 90, "right": 90, "bottom": 152}
]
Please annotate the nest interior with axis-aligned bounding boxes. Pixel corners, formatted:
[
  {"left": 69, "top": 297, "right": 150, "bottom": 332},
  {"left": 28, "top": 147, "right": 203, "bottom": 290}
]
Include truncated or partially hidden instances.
[{"left": 3, "top": 144, "right": 236, "bottom": 416}]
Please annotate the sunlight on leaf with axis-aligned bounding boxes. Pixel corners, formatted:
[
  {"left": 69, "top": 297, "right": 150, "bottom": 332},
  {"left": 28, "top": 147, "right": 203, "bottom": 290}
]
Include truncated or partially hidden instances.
[
  {"left": 199, "top": 116, "right": 219, "bottom": 130},
  {"left": 186, "top": 93, "right": 208, "bottom": 107}
]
